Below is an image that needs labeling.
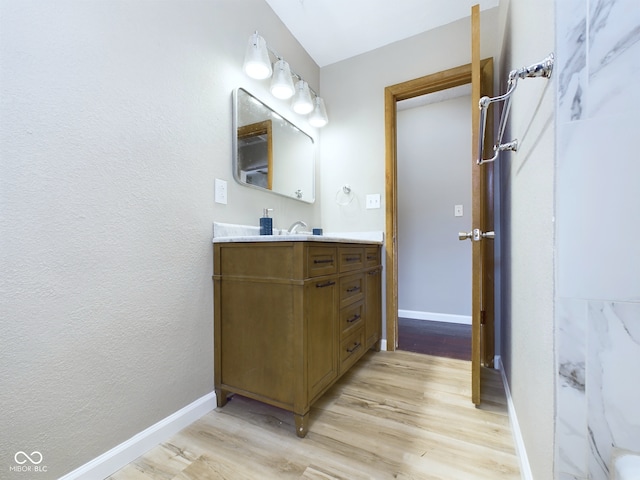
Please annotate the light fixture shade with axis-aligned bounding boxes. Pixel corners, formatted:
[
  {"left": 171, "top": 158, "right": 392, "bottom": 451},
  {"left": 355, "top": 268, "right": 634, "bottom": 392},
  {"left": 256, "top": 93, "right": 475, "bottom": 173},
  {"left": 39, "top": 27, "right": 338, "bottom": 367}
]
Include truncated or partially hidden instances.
[
  {"left": 270, "top": 59, "right": 295, "bottom": 99},
  {"left": 309, "top": 97, "right": 329, "bottom": 127},
  {"left": 243, "top": 32, "right": 272, "bottom": 80},
  {"left": 291, "top": 80, "right": 314, "bottom": 114}
]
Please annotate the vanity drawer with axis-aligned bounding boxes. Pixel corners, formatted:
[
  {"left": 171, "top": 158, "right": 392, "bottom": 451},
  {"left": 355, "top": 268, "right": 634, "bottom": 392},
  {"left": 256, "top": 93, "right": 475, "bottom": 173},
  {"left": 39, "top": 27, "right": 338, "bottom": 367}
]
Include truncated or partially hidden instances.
[
  {"left": 365, "top": 247, "right": 380, "bottom": 267},
  {"left": 340, "top": 300, "right": 364, "bottom": 338},
  {"left": 339, "top": 273, "right": 364, "bottom": 308},
  {"left": 306, "top": 246, "right": 337, "bottom": 277},
  {"left": 340, "top": 328, "right": 365, "bottom": 373},
  {"left": 339, "top": 247, "right": 364, "bottom": 273}
]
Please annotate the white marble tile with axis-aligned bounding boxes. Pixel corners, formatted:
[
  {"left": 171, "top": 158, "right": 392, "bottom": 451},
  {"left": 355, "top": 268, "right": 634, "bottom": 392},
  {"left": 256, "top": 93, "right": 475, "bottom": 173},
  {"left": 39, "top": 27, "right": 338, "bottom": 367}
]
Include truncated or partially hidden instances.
[
  {"left": 557, "top": 298, "right": 588, "bottom": 478},
  {"left": 587, "top": 0, "right": 640, "bottom": 118},
  {"left": 557, "top": 473, "right": 584, "bottom": 480},
  {"left": 587, "top": 301, "right": 640, "bottom": 480},
  {"left": 555, "top": 115, "right": 640, "bottom": 302},
  {"left": 556, "top": 0, "right": 587, "bottom": 123}
]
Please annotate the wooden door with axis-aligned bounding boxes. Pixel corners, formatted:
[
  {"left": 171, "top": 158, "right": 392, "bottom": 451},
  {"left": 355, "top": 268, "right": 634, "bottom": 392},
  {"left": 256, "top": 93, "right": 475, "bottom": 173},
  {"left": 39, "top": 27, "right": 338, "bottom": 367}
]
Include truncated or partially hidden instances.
[{"left": 470, "top": 4, "right": 495, "bottom": 404}]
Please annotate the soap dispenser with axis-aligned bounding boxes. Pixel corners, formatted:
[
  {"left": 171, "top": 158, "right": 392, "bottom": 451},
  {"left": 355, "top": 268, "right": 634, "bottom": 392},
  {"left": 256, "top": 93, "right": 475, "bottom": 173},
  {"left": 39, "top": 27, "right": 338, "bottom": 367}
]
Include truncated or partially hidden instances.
[{"left": 260, "top": 208, "right": 273, "bottom": 235}]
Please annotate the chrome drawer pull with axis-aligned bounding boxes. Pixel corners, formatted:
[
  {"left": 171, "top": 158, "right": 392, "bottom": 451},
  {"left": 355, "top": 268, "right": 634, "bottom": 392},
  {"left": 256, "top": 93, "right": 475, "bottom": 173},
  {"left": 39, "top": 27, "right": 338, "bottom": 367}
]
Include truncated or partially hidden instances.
[
  {"left": 313, "top": 259, "right": 334, "bottom": 264},
  {"left": 347, "top": 314, "right": 361, "bottom": 323},
  {"left": 316, "top": 280, "right": 336, "bottom": 288},
  {"left": 346, "top": 342, "right": 362, "bottom": 353},
  {"left": 346, "top": 286, "right": 361, "bottom": 293}
]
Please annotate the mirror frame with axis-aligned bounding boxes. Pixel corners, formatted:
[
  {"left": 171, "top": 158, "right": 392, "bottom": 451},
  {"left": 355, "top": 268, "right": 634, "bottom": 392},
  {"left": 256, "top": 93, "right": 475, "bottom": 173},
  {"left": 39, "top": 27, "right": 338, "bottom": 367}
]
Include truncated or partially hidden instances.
[{"left": 232, "top": 88, "right": 316, "bottom": 203}]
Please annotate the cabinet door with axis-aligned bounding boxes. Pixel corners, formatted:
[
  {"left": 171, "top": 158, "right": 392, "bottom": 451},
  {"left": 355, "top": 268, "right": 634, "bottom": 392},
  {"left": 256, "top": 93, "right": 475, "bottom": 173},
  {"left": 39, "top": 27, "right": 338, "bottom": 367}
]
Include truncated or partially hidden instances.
[
  {"left": 306, "top": 277, "right": 339, "bottom": 400},
  {"left": 364, "top": 267, "right": 382, "bottom": 350}
]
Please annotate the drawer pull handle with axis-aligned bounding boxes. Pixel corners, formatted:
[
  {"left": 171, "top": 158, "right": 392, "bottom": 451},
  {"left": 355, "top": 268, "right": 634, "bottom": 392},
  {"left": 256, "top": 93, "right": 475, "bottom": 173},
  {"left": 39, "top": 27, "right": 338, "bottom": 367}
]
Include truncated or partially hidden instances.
[
  {"left": 316, "top": 280, "right": 336, "bottom": 288},
  {"left": 367, "top": 255, "right": 377, "bottom": 260},
  {"left": 346, "top": 286, "right": 361, "bottom": 293},
  {"left": 345, "top": 256, "right": 360, "bottom": 262},
  {"left": 313, "top": 259, "right": 334, "bottom": 264},
  {"left": 347, "top": 314, "right": 361, "bottom": 323},
  {"left": 368, "top": 269, "right": 380, "bottom": 276},
  {"left": 347, "top": 342, "right": 362, "bottom": 353}
]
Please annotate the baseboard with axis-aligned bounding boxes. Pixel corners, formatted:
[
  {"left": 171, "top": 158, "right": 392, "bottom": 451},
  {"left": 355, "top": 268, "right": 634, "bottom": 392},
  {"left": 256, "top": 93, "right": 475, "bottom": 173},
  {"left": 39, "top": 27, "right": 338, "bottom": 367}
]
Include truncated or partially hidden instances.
[
  {"left": 59, "top": 391, "right": 217, "bottom": 480},
  {"left": 398, "top": 309, "right": 472, "bottom": 325},
  {"left": 380, "top": 338, "right": 388, "bottom": 351},
  {"left": 495, "top": 356, "right": 533, "bottom": 480}
]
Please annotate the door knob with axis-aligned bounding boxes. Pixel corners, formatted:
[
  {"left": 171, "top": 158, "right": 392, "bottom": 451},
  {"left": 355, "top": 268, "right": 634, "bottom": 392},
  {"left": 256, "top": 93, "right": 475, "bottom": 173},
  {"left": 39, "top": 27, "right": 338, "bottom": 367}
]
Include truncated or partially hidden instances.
[{"left": 459, "top": 229, "right": 495, "bottom": 241}]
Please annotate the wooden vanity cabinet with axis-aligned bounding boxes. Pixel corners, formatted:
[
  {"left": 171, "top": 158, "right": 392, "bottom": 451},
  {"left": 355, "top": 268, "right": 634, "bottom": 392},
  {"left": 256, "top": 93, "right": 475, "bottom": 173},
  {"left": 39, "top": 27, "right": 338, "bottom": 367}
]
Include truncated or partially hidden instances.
[{"left": 213, "top": 240, "right": 382, "bottom": 437}]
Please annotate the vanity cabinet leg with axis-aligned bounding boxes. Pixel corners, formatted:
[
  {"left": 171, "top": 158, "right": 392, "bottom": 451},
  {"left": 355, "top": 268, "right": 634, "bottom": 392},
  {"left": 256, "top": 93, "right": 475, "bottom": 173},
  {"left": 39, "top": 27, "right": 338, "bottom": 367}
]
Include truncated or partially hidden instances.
[
  {"left": 215, "top": 388, "right": 229, "bottom": 407},
  {"left": 294, "top": 412, "right": 309, "bottom": 437}
]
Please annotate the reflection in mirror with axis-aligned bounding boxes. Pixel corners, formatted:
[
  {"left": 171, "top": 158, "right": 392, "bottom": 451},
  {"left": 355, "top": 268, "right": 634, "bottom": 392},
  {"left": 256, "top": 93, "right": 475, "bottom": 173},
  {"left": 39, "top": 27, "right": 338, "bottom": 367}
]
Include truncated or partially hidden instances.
[
  {"left": 233, "top": 88, "right": 315, "bottom": 203},
  {"left": 237, "top": 120, "right": 273, "bottom": 189}
]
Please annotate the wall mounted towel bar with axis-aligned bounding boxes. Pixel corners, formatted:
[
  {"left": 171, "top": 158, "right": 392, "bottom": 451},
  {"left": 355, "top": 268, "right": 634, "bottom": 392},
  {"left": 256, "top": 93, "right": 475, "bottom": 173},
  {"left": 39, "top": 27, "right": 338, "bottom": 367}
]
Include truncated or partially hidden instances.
[{"left": 477, "top": 53, "right": 554, "bottom": 165}]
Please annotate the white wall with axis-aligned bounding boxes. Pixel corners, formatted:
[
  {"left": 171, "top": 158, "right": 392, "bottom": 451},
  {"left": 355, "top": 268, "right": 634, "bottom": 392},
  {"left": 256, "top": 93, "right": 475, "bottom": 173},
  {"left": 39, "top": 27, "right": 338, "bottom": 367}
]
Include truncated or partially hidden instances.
[
  {"left": 0, "top": 0, "right": 320, "bottom": 477},
  {"left": 397, "top": 94, "right": 472, "bottom": 317},
  {"left": 496, "top": 0, "right": 556, "bottom": 478}
]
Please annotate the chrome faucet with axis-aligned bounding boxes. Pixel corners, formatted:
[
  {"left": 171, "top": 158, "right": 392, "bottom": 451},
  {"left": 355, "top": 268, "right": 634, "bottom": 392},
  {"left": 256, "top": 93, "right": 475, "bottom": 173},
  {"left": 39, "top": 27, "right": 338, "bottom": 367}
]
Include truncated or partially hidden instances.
[{"left": 288, "top": 220, "right": 308, "bottom": 234}]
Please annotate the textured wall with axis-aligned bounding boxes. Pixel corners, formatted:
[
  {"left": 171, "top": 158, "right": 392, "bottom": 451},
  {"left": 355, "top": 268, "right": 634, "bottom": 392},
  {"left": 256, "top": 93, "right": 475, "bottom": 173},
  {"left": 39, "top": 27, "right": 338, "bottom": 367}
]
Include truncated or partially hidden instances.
[
  {"left": 496, "top": 0, "right": 556, "bottom": 478},
  {"left": 318, "top": 9, "right": 499, "bottom": 234},
  {"left": 0, "top": 0, "right": 319, "bottom": 478}
]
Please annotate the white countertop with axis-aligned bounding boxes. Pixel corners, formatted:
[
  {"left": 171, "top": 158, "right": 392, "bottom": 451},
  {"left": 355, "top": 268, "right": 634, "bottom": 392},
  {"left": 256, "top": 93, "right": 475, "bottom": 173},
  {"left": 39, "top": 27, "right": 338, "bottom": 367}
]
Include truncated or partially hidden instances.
[{"left": 212, "top": 222, "right": 384, "bottom": 245}]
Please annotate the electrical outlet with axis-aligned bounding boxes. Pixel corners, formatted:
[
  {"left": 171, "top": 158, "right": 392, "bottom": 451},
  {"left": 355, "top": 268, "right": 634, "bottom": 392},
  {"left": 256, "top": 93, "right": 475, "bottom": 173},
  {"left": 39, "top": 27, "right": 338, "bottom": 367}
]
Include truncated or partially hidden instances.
[
  {"left": 454, "top": 204, "right": 463, "bottom": 217},
  {"left": 215, "top": 178, "right": 227, "bottom": 205},
  {"left": 366, "top": 194, "right": 381, "bottom": 209}
]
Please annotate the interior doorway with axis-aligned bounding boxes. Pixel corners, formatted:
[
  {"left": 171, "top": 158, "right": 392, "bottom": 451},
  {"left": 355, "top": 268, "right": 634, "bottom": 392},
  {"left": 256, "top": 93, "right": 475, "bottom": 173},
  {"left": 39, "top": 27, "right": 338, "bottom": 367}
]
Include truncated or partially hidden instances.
[
  {"left": 384, "top": 59, "right": 494, "bottom": 356},
  {"left": 396, "top": 89, "right": 472, "bottom": 360}
]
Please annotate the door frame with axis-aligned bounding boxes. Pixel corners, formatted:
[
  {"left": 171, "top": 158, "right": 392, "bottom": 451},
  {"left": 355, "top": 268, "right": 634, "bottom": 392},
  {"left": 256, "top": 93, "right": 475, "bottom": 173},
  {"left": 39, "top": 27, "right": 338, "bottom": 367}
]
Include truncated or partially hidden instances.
[{"left": 384, "top": 59, "right": 493, "bottom": 352}]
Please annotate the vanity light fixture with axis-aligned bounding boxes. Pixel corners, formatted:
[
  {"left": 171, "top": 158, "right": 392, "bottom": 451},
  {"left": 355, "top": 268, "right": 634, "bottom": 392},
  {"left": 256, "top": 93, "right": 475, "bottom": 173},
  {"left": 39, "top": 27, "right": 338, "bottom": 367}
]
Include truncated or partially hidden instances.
[
  {"left": 291, "top": 80, "right": 314, "bottom": 114},
  {"left": 308, "top": 97, "right": 328, "bottom": 127},
  {"left": 242, "top": 31, "right": 328, "bottom": 127},
  {"left": 243, "top": 32, "right": 272, "bottom": 80},
  {"left": 270, "top": 59, "right": 295, "bottom": 99}
]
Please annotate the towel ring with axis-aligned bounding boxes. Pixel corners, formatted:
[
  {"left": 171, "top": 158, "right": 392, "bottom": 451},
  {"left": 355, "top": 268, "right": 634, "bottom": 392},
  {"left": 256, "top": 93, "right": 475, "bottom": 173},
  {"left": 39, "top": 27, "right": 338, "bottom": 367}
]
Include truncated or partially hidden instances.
[{"left": 335, "top": 184, "right": 354, "bottom": 206}]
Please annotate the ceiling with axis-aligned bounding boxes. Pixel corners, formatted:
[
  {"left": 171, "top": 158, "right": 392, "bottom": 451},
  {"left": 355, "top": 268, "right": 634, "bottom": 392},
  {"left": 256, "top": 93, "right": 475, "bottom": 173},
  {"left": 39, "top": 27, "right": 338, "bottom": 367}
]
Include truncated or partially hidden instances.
[{"left": 264, "top": 0, "right": 499, "bottom": 67}]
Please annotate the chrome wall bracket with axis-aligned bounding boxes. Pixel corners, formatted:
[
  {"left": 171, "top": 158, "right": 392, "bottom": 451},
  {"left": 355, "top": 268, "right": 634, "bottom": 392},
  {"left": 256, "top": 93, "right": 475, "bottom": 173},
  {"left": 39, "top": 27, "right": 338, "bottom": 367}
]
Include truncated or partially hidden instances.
[{"left": 477, "top": 53, "right": 554, "bottom": 165}]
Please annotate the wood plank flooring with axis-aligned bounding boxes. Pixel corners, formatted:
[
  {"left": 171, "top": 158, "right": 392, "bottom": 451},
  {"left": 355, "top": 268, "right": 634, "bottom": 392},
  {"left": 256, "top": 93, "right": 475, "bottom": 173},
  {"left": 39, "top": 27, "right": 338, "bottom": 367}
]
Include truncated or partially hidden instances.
[
  {"left": 108, "top": 351, "right": 519, "bottom": 480},
  {"left": 397, "top": 319, "right": 472, "bottom": 360}
]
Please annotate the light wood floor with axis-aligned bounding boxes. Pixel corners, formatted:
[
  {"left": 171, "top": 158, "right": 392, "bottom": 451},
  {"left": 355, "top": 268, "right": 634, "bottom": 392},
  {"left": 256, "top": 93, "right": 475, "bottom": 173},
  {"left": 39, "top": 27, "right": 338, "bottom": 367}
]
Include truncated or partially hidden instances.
[{"left": 108, "top": 350, "right": 520, "bottom": 479}]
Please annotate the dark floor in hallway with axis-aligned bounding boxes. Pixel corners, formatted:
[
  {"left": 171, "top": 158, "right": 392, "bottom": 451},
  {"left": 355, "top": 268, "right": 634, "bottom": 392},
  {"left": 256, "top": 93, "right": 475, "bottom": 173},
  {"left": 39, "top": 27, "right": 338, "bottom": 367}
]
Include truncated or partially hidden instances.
[{"left": 398, "top": 318, "right": 472, "bottom": 360}]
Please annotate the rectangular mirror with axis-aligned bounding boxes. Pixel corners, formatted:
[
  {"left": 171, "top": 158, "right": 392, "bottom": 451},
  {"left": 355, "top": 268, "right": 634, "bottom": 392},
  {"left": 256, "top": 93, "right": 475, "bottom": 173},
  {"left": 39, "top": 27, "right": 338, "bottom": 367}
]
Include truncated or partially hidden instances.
[{"left": 233, "top": 88, "right": 315, "bottom": 203}]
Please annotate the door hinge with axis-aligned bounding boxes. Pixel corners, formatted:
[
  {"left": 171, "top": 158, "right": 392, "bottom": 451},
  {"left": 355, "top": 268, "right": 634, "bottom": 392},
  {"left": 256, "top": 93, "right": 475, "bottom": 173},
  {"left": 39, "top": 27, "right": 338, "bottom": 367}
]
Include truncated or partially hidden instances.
[{"left": 480, "top": 310, "right": 486, "bottom": 325}]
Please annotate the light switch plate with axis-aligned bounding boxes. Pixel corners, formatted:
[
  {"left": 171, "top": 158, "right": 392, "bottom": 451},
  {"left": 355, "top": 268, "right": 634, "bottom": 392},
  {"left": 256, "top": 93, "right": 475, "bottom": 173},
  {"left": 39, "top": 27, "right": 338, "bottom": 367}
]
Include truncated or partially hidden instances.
[
  {"left": 366, "top": 194, "right": 381, "bottom": 209},
  {"left": 454, "top": 204, "right": 463, "bottom": 217},
  {"left": 215, "top": 178, "right": 227, "bottom": 205}
]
